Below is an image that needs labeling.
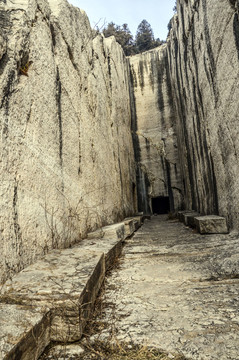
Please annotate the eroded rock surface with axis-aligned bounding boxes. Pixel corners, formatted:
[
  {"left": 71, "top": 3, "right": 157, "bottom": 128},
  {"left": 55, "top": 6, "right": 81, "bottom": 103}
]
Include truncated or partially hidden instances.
[
  {"left": 129, "top": 47, "right": 182, "bottom": 214},
  {"left": 194, "top": 215, "right": 228, "bottom": 234},
  {"left": 0, "top": 0, "right": 136, "bottom": 283},
  {"left": 167, "top": 0, "right": 239, "bottom": 228},
  {"left": 96, "top": 216, "right": 239, "bottom": 360},
  {"left": 0, "top": 218, "right": 138, "bottom": 359}
]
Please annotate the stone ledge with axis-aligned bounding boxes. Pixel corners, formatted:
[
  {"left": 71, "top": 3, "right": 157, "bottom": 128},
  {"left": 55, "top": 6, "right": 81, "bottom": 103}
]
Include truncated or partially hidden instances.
[
  {"left": 194, "top": 215, "right": 228, "bottom": 234},
  {"left": 182, "top": 211, "right": 200, "bottom": 226},
  {"left": 177, "top": 210, "right": 197, "bottom": 222},
  {"left": 0, "top": 217, "right": 145, "bottom": 360},
  {"left": 87, "top": 222, "right": 126, "bottom": 241},
  {"left": 0, "top": 305, "right": 50, "bottom": 360},
  {"left": 124, "top": 215, "right": 151, "bottom": 234}
]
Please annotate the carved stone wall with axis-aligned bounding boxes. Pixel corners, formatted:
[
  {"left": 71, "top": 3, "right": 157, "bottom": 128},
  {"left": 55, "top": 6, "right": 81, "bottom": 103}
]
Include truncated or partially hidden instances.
[
  {"left": 167, "top": 0, "right": 239, "bottom": 228},
  {"left": 0, "top": 0, "right": 136, "bottom": 283},
  {"left": 129, "top": 46, "right": 183, "bottom": 214}
]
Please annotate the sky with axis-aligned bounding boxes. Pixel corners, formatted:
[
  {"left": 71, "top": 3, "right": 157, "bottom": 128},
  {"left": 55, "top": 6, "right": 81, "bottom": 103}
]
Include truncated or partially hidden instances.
[{"left": 68, "top": 0, "right": 176, "bottom": 40}]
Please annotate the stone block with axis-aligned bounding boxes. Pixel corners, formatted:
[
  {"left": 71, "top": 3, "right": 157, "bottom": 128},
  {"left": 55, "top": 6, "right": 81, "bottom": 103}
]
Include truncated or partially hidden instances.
[
  {"left": 187, "top": 213, "right": 201, "bottom": 227},
  {"left": 133, "top": 220, "right": 141, "bottom": 231},
  {"left": 0, "top": 219, "right": 136, "bottom": 356},
  {"left": 79, "top": 237, "right": 123, "bottom": 271},
  {"left": 124, "top": 219, "right": 135, "bottom": 237},
  {"left": 105, "top": 241, "right": 123, "bottom": 270},
  {"left": 124, "top": 214, "right": 151, "bottom": 228},
  {"left": 0, "top": 304, "right": 50, "bottom": 360},
  {"left": 178, "top": 210, "right": 197, "bottom": 222},
  {"left": 1, "top": 248, "right": 105, "bottom": 344},
  {"left": 183, "top": 212, "right": 200, "bottom": 226},
  {"left": 87, "top": 222, "right": 125, "bottom": 241},
  {"left": 194, "top": 215, "right": 228, "bottom": 234}
]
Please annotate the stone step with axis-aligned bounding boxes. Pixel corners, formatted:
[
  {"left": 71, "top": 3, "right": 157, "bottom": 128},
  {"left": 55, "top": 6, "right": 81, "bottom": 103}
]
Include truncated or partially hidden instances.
[
  {"left": 177, "top": 210, "right": 197, "bottom": 223},
  {"left": 87, "top": 222, "right": 126, "bottom": 241},
  {"left": 182, "top": 211, "right": 200, "bottom": 226},
  {"left": 194, "top": 215, "right": 228, "bottom": 234},
  {"left": 124, "top": 215, "right": 151, "bottom": 233},
  {"left": 0, "top": 216, "right": 145, "bottom": 360},
  {"left": 0, "top": 304, "right": 50, "bottom": 360}
]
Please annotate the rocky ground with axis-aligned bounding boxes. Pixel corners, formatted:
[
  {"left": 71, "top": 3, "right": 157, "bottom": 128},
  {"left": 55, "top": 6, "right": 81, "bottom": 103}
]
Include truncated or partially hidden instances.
[{"left": 42, "top": 215, "right": 239, "bottom": 360}]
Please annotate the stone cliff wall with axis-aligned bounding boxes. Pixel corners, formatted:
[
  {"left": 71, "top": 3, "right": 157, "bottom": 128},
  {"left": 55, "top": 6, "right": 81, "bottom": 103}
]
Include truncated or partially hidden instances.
[
  {"left": 129, "top": 47, "right": 183, "bottom": 214},
  {"left": 0, "top": 0, "right": 136, "bottom": 283},
  {"left": 167, "top": 0, "right": 239, "bottom": 228},
  {"left": 0, "top": 0, "right": 239, "bottom": 283}
]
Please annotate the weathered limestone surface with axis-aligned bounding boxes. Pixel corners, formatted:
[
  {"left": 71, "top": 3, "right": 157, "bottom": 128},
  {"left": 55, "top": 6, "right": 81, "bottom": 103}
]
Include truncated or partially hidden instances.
[
  {"left": 185, "top": 212, "right": 200, "bottom": 227},
  {"left": 0, "top": 0, "right": 136, "bottom": 283},
  {"left": 94, "top": 216, "right": 239, "bottom": 360},
  {"left": 167, "top": 0, "right": 239, "bottom": 228},
  {"left": 0, "top": 218, "right": 139, "bottom": 359},
  {"left": 195, "top": 215, "right": 228, "bottom": 234},
  {"left": 129, "top": 47, "right": 182, "bottom": 214},
  {"left": 182, "top": 211, "right": 200, "bottom": 226},
  {"left": 0, "top": 305, "right": 50, "bottom": 360},
  {"left": 178, "top": 210, "right": 197, "bottom": 222},
  {"left": 87, "top": 222, "right": 126, "bottom": 241}
]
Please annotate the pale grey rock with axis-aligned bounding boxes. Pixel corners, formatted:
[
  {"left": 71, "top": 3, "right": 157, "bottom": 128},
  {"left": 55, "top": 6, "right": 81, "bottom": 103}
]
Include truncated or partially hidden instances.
[
  {"left": 167, "top": 0, "right": 239, "bottom": 229},
  {"left": 87, "top": 222, "right": 125, "bottom": 241},
  {"left": 0, "top": 30, "right": 6, "bottom": 61},
  {"left": 195, "top": 215, "right": 228, "bottom": 234},
  {"left": 1, "top": 0, "right": 238, "bottom": 287},
  {"left": 183, "top": 211, "right": 200, "bottom": 226},
  {"left": 43, "top": 344, "right": 85, "bottom": 359},
  {"left": 129, "top": 47, "right": 183, "bottom": 214},
  {"left": 178, "top": 210, "right": 197, "bottom": 223},
  {"left": 0, "top": 220, "right": 136, "bottom": 358},
  {"left": 124, "top": 219, "right": 136, "bottom": 237},
  {"left": 0, "top": 245, "right": 106, "bottom": 344},
  {"left": 185, "top": 212, "right": 200, "bottom": 227},
  {"left": 0, "top": 304, "right": 50, "bottom": 360},
  {"left": 98, "top": 216, "right": 239, "bottom": 360},
  {"left": 1, "top": 247, "right": 105, "bottom": 343},
  {"left": 0, "top": 0, "right": 136, "bottom": 284}
]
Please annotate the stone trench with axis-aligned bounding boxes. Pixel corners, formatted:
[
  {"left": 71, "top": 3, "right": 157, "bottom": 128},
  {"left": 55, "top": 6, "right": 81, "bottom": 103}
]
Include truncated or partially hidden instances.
[
  {"left": 42, "top": 216, "right": 239, "bottom": 360},
  {"left": 0, "top": 0, "right": 239, "bottom": 359},
  {"left": 1, "top": 214, "right": 238, "bottom": 360}
]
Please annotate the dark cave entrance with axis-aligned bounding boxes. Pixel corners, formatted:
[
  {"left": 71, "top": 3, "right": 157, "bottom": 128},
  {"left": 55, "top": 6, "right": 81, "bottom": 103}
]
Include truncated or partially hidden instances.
[{"left": 151, "top": 196, "right": 170, "bottom": 214}]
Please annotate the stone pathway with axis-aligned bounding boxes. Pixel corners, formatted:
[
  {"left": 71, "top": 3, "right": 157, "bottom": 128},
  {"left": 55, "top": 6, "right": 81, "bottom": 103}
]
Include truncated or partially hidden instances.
[
  {"left": 0, "top": 219, "right": 138, "bottom": 360},
  {"left": 97, "top": 215, "right": 239, "bottom": 360},
  {"left": 7, "top": 215, "right": 239, "bottom": 359}
]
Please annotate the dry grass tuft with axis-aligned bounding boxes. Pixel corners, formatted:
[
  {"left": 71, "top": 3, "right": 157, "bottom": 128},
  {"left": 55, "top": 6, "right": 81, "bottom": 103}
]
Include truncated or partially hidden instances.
[{"left": 79, "top": 340, "right": 186, "bottom": 359}]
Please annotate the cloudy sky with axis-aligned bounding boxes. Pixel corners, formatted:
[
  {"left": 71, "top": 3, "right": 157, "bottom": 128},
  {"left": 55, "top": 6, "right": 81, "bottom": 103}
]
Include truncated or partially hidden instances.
[{"left": 68, "top": 0, "right": 176, "bottom": 40}]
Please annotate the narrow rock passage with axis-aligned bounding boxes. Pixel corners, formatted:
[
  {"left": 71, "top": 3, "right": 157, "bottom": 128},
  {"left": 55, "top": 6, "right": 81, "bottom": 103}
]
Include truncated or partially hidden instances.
[
  {"left": 43, "top": 216, "right": 239, "bottom": 359},
  {"left": 99, "top": 216, "right": 239, "bottom": 360}
]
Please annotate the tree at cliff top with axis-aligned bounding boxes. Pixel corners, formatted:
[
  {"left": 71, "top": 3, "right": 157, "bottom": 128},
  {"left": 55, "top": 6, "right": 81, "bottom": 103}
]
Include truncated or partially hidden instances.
[
  {"left": 103, "top": 22, "right": 137, "bottom": 56},
  {"left": 135, "top": 19, "right": 161, "bottom": 53},
  {"left": 103, "top": 20, "right": 162, "bottom": 55}
]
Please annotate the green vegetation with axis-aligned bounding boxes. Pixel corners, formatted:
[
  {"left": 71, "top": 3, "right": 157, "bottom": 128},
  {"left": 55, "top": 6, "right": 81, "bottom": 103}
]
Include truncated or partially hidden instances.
[
  {"left": 103, "top": 22, "right": 136, "bottom": 55},
  {"left": 135, "top": 20, "right": 162, "bottom": 53},
  {"left": 103, "top": 19, "right": 163, "bottom": 56},
  {"left": 102, "top": 3, "right": 178, "bottom": 55}
]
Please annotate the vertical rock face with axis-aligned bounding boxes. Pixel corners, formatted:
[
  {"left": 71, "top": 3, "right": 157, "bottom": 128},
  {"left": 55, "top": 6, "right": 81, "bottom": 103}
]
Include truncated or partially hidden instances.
[
  {"left": 167, "top": 0, "right": 239, "bottom": 228},
  {"left": 0, "top": 0, "right": 136, "bottom": 283},
  {"left": 129, "top": 47, "right": 183, "bottom": 214},
  {"left": 0, "top": 0, "right": 238, "bottom": 283}
]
